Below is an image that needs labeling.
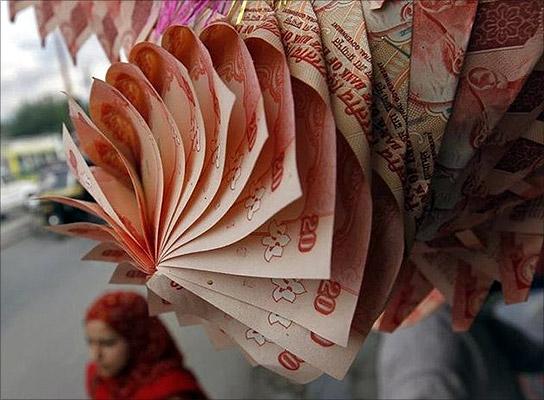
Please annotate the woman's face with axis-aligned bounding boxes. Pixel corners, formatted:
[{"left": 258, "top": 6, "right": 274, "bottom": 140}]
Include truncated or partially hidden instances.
[{"left": 85, "top": 320, "right": 129, "bottom": 378}]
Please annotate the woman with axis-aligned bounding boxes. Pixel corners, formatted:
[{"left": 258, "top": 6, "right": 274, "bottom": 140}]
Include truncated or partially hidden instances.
[{"left": 85, "top": 291, "right": 207, "bottom": 399}]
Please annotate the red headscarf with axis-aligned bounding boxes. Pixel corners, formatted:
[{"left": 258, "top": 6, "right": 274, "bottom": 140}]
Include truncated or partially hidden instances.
[{"left": 85, "top": 291, "right": 206, "bottom": 400}]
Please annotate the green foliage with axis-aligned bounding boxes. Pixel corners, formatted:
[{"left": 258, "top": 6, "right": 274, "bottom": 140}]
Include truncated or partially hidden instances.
[
  {"left": 0, "top": 121, "right": 8, "bottom": 137},
  {"left": 1, "top": 96, "right": 87, "bottom": 138}
]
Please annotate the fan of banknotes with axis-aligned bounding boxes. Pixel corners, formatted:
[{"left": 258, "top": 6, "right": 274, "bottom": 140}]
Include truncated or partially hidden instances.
[{"left": 24, "top": 0, "right": 544, "bottom": 383}]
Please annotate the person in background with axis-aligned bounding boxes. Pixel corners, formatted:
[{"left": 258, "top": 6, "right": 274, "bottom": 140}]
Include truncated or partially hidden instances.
[
  {"left": 377, "top": 289, "right": 544, "bottom": 400},
  {"left": 84, "top": 291, "right": 207, "bottom": 400}
]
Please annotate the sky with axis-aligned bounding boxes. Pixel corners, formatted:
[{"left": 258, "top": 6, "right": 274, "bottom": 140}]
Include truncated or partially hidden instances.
[{"left": 1, "top": 1, "right": 110, "bottom": 121}]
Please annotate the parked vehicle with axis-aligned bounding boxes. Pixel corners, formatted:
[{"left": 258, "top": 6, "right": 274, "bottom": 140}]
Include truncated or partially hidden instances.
[
  {"left": 1, "top": 134, "right": 64, "bottom": 181},
  {"left": 32, "top": 164, "right": 87, "bottom": 226},
  {"left": 1, "top": 134, "right": 65, "bottom": 219},
  {"left": 0, "top": 174, "right": 39, "bottom": 218}
]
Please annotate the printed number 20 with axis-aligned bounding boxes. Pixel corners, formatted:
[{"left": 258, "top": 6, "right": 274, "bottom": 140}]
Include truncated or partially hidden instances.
[
  {"left": 298, "top": 215, "right": 318, "bottom": 252},
  {"left": 314, "top": 280, "right": 341, "bottom": 315}
]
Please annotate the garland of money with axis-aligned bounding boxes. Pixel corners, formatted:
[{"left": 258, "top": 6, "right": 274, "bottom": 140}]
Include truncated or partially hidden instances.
[{"left": 10, "top": 0, "right": 544, "bottom": 383}]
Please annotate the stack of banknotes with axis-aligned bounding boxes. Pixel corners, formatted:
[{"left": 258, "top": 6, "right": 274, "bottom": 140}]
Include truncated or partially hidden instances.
[{"left": 20, "top": 0, "right": 543, "bottom": 382}]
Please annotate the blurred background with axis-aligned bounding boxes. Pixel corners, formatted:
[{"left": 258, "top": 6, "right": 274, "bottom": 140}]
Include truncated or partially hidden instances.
[{"left": 0, "top": 3, "right": 378, "bottom": 398}]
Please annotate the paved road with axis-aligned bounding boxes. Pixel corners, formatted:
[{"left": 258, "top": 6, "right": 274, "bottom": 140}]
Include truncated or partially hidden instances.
[
  {"left": 0, "top": 209, "right": 37, "bottom": 250},
  {"left": 1, "top": 232, "right": 254, "bottom": 399}
]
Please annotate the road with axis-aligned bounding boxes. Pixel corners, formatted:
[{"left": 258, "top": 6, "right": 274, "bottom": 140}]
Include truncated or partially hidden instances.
[{"left": 0, "top": 209, "right": 37, "bottom": 250}]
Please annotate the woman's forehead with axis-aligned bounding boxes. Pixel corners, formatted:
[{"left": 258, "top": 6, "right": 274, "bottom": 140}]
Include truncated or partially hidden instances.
[{"left": 86, "top": 319, "right": 119, "bottom": 338}]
